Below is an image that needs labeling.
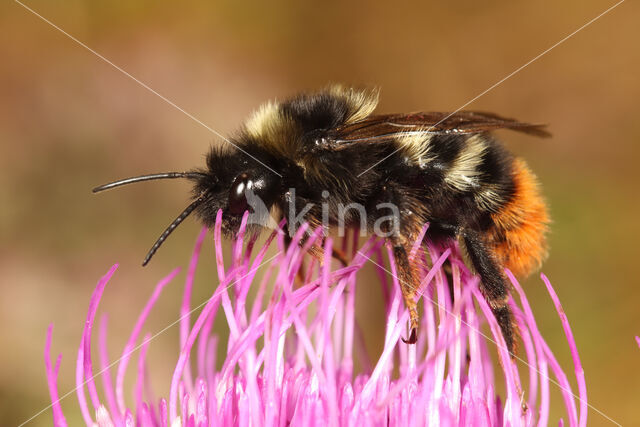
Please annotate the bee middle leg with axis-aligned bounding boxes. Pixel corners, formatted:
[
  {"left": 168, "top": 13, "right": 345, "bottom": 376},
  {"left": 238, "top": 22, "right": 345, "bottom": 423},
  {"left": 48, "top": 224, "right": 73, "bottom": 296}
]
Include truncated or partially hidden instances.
[{"left": 392, "top": 244, "right": 421, "bottom": 344}]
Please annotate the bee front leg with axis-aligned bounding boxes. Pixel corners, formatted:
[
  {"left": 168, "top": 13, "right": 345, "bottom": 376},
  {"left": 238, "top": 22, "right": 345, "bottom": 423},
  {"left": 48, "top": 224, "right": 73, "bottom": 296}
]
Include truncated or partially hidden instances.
[
  {"left": 462, "top": 230, "right": 517, "bottom": 356},
  {"left": 307, "top": 243, "right": 349, "bottom": 267},
  {"left": 392, "top": 244, "right": 421, "bottom": 344}
]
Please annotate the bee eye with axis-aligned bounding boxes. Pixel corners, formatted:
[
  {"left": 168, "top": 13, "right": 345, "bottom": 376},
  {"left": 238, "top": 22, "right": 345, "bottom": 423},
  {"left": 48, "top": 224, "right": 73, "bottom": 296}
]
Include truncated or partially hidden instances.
[{"left": 228, "top": 173, "right": 253, "bottom": 214}]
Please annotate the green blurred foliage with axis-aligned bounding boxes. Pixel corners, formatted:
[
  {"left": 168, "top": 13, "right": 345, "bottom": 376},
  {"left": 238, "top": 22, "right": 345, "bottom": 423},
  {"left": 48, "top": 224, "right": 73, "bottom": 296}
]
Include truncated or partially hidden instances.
[{"left": 1, "top": 1, "right": 639, "bottom": 425}]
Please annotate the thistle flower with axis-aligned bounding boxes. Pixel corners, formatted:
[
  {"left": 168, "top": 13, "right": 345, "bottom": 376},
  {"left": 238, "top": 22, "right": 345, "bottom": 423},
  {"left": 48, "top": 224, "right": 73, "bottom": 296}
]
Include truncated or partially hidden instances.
[{"left": 44, "top": 211, "right": 587, "bottom": 426}]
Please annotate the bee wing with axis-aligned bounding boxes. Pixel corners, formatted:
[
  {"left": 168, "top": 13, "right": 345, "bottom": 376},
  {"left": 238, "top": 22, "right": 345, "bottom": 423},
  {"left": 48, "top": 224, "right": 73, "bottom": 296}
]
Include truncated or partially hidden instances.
[{"left": 332, "top": 111, "right": 550, "bottom": 144}]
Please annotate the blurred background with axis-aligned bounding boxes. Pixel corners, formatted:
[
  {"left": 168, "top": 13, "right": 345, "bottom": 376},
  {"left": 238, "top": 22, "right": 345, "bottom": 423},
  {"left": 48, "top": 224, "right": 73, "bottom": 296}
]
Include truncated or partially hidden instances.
[{"left": 1, "top": 1, "right": 638, "bottom": 425}]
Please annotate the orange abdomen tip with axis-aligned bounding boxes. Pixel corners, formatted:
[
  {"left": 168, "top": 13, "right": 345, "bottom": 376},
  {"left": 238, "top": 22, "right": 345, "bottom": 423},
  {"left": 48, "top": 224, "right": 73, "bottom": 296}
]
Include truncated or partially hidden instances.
[{"left": 489, "top": 158, "right": 550, "bottom": 278}]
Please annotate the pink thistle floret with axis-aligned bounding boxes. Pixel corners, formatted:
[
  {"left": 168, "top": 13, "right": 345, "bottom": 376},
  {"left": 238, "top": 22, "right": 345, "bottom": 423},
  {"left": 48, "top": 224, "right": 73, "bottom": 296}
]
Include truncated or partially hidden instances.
[{"left": 44, "top": 211, "right": 587, "bottom": 426}]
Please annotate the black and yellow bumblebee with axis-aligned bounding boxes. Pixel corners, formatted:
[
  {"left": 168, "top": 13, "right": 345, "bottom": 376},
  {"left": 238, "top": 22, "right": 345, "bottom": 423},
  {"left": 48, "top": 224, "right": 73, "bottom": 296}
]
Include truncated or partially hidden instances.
[{"left": 94, "top": 86, "right": 550, "bottom": 354}]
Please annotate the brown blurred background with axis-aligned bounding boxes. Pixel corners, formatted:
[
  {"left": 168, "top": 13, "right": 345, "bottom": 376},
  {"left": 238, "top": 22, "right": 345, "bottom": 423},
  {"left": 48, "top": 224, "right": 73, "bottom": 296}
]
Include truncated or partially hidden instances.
[{"left": 1, "top": 1, "right": 639, "bottom": 425}]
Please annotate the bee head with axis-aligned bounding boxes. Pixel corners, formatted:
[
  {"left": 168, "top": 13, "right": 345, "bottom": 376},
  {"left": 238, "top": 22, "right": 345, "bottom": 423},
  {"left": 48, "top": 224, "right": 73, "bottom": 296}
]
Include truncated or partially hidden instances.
[
  {"left": 92, "top": 145, "right": 281, "bottom": 266},
  {"left": 193, "top": 145, "right": 282, "bottom": 236}
]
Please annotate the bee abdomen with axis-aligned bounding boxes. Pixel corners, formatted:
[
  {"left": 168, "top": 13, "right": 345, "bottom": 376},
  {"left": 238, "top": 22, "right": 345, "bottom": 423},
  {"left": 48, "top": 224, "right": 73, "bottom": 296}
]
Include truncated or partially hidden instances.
[{"left": 486, "top": 158, "right": 549, "bottom": 277}]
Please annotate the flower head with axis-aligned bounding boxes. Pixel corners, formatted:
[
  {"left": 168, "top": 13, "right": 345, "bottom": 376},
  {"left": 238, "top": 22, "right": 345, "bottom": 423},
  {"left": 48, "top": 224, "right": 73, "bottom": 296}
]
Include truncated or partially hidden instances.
[{"left": 45, "top": 211, "right": 587, "bottom": 426}]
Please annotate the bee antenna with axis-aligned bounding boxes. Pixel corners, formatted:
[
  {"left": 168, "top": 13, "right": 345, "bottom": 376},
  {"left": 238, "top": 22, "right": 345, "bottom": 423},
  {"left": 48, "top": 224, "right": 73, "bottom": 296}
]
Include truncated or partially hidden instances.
[
  {"left": 92, "top": 172, "right": 207, "bottom": 193},
  {"left": 142, "top": 192, "right": 207, "bottom": 266}
]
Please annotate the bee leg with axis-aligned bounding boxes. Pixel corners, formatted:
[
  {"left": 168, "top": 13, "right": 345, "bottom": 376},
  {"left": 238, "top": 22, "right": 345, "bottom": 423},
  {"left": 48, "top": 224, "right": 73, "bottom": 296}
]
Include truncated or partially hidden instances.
[
  {"left": 308, "top": 244, "right": 350, "bottom": 268},
  {"left": 331, "top": 246, "right": 349, "bottom": 267},
  {"left": 283, "top": 233, "right": 307, "bottom": 285},
  {"left": 392, "top": 244, "right": 420, "bottom": 344},
  {"left": 285, "top": 224, "right": 349, "bottom": 267},
  {"left": 462, "top": 230, "right": 516, "bottom": 356},
  {"left": 442, "top": 262, "right": 455, "bottom": 303}
]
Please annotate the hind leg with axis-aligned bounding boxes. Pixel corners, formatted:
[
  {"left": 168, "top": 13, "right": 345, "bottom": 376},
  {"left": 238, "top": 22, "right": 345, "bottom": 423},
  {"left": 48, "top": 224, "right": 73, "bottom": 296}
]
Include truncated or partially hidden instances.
[{"left": 462, "top": 230, "right": 517, "bottom": 356}]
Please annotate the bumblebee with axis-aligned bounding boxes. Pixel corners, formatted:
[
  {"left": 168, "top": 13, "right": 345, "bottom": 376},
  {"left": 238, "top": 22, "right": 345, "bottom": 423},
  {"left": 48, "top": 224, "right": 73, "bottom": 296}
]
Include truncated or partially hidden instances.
[{"left": 94, "top": 86, "right": 550, "bottom": 354}]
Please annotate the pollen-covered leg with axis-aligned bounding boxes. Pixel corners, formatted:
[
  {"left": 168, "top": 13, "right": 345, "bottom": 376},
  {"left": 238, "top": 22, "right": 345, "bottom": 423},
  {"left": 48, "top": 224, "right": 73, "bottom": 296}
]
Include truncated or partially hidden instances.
[
  {"left": 307, "top": 243, "right": 350, "bottom": 267},
  {"left": 462, "top": 231, "right": 517, "bottom": 356},
  {"left": 393, "top": 245, "right": 420, "bottom": 344},
  {"left": 284, "top": 230, "right": 349, "bottom": 270}
]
